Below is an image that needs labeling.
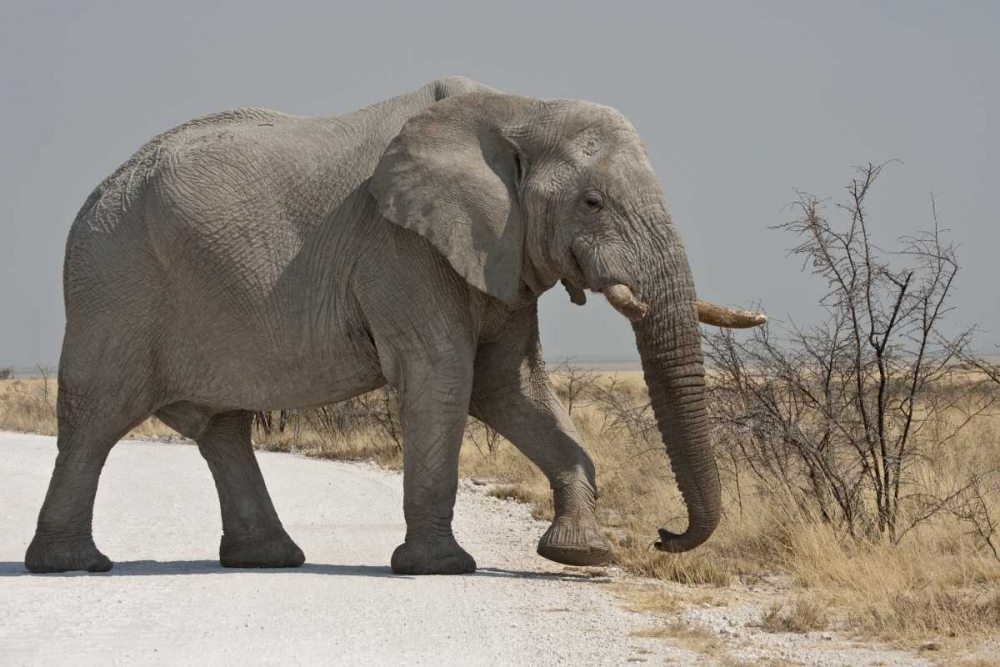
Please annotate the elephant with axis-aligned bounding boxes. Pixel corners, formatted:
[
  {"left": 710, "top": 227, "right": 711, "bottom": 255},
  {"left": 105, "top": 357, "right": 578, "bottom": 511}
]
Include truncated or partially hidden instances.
[{"left": 25, "top": 76, "right": 765, "bottom": 575}]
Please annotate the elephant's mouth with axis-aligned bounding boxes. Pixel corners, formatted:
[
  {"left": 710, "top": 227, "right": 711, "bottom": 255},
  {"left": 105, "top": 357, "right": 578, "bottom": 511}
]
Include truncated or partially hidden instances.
[
  {"left": 563, "top": 245, "right": 649, "bottom": 313},
  {"left": 601, "top": 284, "right": 650, "bottom": 322},
  {"left": 559, "top": 249, "right": 592, "bottom": 306}
]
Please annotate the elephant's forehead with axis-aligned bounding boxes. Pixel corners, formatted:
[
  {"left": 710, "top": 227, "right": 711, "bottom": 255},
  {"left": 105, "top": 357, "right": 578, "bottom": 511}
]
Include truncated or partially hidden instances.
[
  {"left": 551, "top": 108, "right": 643, "bottom": 167},
  {"left": 577, "top": 138, "right": 654, "bottom": 186},
  {"left": 566, "top": 125, "right": 639, "bottom": 161},
  {"left": 562, "top": 99, "right": 632, "bottom": 127}
]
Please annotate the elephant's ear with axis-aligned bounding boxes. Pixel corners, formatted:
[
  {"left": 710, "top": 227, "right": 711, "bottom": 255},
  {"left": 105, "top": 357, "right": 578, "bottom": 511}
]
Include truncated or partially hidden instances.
[{"left": 370, "top": 93, "right": 526, "bottom": 304}]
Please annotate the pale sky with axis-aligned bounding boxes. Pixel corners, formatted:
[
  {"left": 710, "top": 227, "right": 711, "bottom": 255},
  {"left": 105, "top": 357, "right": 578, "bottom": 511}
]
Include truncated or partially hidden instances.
[{"left": 1, "top": 1, "right": 997, "bottom": 369}]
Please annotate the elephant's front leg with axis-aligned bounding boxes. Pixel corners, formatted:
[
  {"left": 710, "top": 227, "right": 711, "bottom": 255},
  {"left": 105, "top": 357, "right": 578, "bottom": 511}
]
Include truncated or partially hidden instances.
[
  {"left": 471, "top": 305, "right": 615, "bottom": 566},
  {"left": 390, "top": 354, "right": 477, "bottom": 575}
]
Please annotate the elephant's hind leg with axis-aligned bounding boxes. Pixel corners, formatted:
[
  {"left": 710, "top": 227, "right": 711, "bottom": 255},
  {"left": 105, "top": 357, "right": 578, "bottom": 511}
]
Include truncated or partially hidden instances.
[
  {"left": 25, "top": 380, "right": 156, "bottom": 573},
  {"left": 196, "top": 410, "right": 304, "bottom": 568}
]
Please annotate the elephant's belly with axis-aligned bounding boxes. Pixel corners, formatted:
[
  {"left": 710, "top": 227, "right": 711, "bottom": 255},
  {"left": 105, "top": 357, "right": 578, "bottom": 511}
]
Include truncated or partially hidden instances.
[
  {"left": 234, "top": 354, "right": 387, "bottom": 412},
  {"left": 156, "top": 323, "right": 387, "bottom": 413}
]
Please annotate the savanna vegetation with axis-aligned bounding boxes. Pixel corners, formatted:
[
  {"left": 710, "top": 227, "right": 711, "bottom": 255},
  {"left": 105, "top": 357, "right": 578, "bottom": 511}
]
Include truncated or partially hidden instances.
[{"left": 3, "top": 164, "right": 998, "bottom": 648}]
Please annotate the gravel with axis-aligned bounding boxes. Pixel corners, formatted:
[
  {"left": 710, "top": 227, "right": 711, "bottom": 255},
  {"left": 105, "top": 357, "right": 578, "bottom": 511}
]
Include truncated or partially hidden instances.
[
  {"left": 0, "top": 432, "right": 958, "bottom": 666},
  {"left": 0, "top": 432, "right": 701, "bottom": 666}
]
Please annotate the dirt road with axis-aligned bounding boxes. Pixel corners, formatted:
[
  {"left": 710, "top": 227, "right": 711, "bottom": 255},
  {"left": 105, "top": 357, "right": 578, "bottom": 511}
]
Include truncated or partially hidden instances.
[{"left": 0, "top": 432, "right": 695, "bottom": 666}]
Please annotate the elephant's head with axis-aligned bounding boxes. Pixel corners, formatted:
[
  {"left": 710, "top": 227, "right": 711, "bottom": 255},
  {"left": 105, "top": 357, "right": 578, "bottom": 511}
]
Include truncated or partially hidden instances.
[{"left": 371, "top": 89, "right": 764, "bottom": 552}]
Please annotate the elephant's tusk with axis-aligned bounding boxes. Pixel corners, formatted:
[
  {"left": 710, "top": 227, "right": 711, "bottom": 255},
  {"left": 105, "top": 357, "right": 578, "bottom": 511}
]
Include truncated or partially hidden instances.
[
  {"left": 696, "top": 300, "right": 767, "bottom": 329},
  {"left": 602, "top": 284, "right": 649, "bottom": 322},
  {"left": 602, "top": 286, "right": 766, "bottom": 328}
]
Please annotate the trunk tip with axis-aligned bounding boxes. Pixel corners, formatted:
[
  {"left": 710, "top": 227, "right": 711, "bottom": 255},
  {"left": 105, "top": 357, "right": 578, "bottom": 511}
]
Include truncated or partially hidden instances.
[{"left": 654, "top": 527, "right": 714, "bottom": 553}]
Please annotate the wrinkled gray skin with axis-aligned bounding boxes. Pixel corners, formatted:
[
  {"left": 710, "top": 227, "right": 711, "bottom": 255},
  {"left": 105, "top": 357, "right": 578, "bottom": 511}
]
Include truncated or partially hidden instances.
[{"left": 26, "top": 77, "right": 721, "bottom": 575}]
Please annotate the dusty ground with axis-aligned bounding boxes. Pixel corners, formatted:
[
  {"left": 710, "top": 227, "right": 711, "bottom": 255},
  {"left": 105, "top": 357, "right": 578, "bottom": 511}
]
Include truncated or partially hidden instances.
[{"left": 0, "top": 432, "right": 948, "bottom": 666}]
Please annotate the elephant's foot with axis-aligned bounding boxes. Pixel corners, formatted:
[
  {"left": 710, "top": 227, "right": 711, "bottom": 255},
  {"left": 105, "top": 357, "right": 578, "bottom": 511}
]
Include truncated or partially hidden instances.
[
  {"left": 25, "top": 534, "right": 113, "bottom": 573},
  {"left": 537, "top": 515, "right": 615, "bottom": 566},
  {"left": 220, "top": 531, "right": 305, "bottom": 568},
  {"left": 391, "top": 537, "right": 477, "bottom": 575}
]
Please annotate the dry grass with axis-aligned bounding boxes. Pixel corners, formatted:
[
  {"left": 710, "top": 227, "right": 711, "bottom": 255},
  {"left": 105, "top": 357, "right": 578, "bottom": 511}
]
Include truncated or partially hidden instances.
[
  {"left": 757, "top": 597, "right": 829, "bottom": 634},
  {"left": 3, "top": 371, "right": 999, "bottom": 645},
  {"left": 255, "top": 424, "right": 404, "bottom": 469},
  {"left": 780, "top": 520, "right": 1000, "bottom": 637},
  {"left": 956, "top": 659, "right": 1000, "bottom": 667},
  {"left": 632, "top": 620, "right": 726, "bottom": 654},
  {"left": 0, "top": 378, "right": 60, "bottom": 435},
  {"left": 619, "top": 582, "right": 728, "bottom": 617},
  {"left": 0, "top": 378, "right": 176, "bottom": 439}
]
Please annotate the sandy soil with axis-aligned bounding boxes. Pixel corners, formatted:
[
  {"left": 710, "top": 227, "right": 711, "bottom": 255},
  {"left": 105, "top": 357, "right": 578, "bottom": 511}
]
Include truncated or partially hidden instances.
[
  {"left": 0, "top": 433, "right": 943, "bottom": 666},
  {"left": 0, "top": 433, "right": 700, "bottom": 666}
]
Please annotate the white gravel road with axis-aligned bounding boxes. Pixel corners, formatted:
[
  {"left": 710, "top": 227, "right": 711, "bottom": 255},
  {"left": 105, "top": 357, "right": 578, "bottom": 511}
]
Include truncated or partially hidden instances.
[{"left": 0, "top": 432, "right": 698, "bottom": 666}]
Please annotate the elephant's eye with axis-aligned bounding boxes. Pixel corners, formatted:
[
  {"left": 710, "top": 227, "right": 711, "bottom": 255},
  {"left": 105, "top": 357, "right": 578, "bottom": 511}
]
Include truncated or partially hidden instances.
[{"left": 583, "top": 191, "right": 604, "bottom": 211}]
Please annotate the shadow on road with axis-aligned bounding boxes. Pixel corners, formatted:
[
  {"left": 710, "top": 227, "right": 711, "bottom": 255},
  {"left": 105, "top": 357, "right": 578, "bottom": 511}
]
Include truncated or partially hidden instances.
[
  {"left": 0, "top": 560, "right": 408, "bottom": 578},
  {"left": 0, "top": 561, "right": 609, "bottom": 582}
]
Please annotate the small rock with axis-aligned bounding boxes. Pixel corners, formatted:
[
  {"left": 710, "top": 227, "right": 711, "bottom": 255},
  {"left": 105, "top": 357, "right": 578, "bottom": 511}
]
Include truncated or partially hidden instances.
[{"left": 920, "top": 640, "right": 942, "bottom": 651}]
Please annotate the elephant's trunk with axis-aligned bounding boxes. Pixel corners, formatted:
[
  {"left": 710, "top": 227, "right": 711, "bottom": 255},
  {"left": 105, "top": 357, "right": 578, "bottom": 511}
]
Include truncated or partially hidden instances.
[{"left": 605, "top": 252, "right": 721, "bottom": 553}]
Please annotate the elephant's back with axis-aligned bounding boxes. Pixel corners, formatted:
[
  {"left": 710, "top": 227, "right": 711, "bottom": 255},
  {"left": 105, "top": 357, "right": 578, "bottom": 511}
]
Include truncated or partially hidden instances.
[
  {"left": 58, "top": 94, "right": 424, "bottom": 331},
  {"left": 64, "top": 77, "right": 492, "bottom": 269},
  {"left": 69, "top": 108, "right": 291, "bottom": 235}
]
